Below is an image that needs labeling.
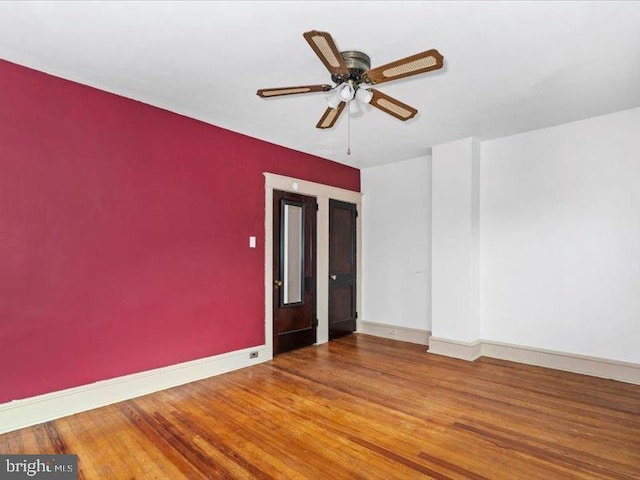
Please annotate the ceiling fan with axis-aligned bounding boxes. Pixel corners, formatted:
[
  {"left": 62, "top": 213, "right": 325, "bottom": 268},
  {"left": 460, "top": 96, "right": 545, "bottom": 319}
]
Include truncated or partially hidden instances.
[{"left": 257, "top": 30, "right": 444, "bottom": 129}]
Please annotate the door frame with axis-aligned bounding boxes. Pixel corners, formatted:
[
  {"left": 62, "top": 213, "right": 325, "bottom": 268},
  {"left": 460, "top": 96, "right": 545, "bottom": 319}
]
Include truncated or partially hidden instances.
[{"left": 264, "top": 173, "right": 362, "bottom": 358}]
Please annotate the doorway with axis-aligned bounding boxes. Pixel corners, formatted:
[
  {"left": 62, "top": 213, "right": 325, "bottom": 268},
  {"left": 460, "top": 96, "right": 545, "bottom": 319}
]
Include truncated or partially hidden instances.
[
  {"left": 272, "top": 190, "right": 317, "bottom": 354},
  {"left": 329, "top": 199, "right": 357, "bottom": 339},
  {"left": 264, "top": 173, "right": 362, "bottom": 358}
]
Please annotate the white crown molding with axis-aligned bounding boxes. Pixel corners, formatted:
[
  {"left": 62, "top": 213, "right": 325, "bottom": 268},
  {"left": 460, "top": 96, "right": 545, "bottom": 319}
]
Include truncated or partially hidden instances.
[
  {"left": 0, "top": 345, "right": 270, "bottom": 435},
  {"left": 428, "top": 337, "right": 640, "bottom": 385},
  {"left": 358, "top": 321, "right": 430, "bottom": 346}
]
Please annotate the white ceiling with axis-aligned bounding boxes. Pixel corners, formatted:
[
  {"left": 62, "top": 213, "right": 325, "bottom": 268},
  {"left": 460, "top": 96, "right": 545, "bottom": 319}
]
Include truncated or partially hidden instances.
[{"left": 1, "top": 1, "right": 639, "bottom": 168}]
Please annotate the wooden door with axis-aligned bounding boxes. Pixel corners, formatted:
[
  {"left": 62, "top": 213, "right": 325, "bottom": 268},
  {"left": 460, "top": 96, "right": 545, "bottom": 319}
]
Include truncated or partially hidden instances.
[
  {"left": 329, "top": 199, "right": 357, "bottom": 339},
  {"left": 273, "top": 190, "right": 317, "bottom": 354}
]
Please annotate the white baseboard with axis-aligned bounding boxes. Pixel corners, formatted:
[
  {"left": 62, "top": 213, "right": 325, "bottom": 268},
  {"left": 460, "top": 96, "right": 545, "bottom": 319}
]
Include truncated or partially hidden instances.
[
  {"left": 358, "top": 321, "right": 430, "bottom": 345},
  {"left": 481, "top": 340, "right": 640, "bottom": 385},
  {"left": 427, "top": 337, "right": 640, "bottom": 385},
  {"left": 428, "top": 336, "right": 482, "bottom": 361},
  {"left": 0, "top": 345, "right": 271, "bottom": 435}
]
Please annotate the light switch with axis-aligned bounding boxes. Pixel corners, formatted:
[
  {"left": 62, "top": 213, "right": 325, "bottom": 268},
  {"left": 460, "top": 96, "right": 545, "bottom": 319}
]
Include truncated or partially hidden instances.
[{"left": 249, "top": 236, "right": 256, "bottom": 248}]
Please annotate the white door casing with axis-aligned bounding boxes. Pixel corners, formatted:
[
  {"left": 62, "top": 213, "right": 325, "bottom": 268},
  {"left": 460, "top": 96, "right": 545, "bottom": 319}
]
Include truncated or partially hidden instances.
[{"left": 264, "top": 173, "right": 362, "bottom": 358}]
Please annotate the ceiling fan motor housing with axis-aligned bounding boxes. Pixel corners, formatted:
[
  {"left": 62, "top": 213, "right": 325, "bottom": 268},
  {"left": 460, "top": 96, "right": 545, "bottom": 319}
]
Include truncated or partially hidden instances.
[{"left": 332, "top": 51, "right": 371, "bottom": 84}]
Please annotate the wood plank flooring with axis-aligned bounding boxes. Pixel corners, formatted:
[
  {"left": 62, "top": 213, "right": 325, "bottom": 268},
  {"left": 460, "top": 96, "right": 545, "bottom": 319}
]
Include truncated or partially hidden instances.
[{"left": 1, "top": 334, "right": 639, "bottom": 479}]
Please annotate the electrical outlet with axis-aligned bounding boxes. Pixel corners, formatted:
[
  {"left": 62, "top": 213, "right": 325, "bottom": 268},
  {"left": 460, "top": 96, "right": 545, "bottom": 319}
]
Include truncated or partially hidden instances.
[{"left": 249, "top": 351, "right": 259, "bottom": 359}]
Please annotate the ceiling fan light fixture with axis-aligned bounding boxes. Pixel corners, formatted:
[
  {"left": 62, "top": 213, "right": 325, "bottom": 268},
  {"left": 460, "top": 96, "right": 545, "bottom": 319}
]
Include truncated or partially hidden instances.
[
  {"left": 326, "top": 90, "right": 342, "bottom": 109},
  {"left": 355, "top": 86, "right": 373, "bottom": 104},
  {"left": 337, "top": 82, "right": 355, "bottom": 102}
]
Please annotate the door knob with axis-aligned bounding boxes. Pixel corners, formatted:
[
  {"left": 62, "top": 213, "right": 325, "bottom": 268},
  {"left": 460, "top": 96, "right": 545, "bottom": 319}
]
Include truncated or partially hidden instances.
[
  {"left": 274, "top": 279, "right": 283, "bottom": 288},
  {"left": 330, "top": 275, "right": 337, "bottom": 280}
]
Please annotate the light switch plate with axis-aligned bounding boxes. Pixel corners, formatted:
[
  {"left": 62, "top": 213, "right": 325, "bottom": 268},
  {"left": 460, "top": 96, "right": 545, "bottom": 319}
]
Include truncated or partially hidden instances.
[{"left": 249, "top": 236, "right": 256, "bottom": 248}]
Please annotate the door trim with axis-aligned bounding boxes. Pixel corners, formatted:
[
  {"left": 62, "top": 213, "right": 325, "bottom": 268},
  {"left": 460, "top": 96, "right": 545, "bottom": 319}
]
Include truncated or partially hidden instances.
[{"left": 264, "top": 173, "right": 362, "bottom": 357}]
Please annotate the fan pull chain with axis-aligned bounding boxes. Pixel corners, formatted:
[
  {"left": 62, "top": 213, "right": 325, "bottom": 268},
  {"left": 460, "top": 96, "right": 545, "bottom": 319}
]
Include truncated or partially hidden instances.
[{"left": 347, "top": 101, "right": 351, "bottom": 155}]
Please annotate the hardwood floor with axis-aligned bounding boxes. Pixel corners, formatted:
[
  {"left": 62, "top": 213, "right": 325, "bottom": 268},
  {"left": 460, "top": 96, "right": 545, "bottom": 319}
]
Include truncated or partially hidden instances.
[{"left": 2, "top": 334, "right": 639, "bottom": 479}]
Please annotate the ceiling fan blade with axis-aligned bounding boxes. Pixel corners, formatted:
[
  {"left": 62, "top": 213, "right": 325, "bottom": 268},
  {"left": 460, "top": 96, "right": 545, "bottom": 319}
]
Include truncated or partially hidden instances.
[
  {"left": 369, "top": 89, "right": 417, "bottom": 121},
  {"left": 257, "top": 84, "right": 332, "bottom": 98},
  {"left": 365, "top": 49, "right": 444, "bottom": 85},
  {"left": 303, "top": 30, "right": 349, "bottom": 77},
  {"left": 316, "top": 102, "right": 346, "bottom": 129}
]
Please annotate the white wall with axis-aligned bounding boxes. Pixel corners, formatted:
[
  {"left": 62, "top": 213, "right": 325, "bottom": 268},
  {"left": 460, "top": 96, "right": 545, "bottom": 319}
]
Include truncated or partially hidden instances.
[
  {"left": 481, "top": 107, "right": 640, "bottom": 363},
  {"left": 431, "top": 138, "right": 482, "bottom": 342},
  {"left": 362, "top": 156, "right": 431, "bottom": 331}
]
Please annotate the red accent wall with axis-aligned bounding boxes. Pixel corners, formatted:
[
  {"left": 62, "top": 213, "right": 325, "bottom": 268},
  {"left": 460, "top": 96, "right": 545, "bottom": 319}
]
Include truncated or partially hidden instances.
[{"left": 0, "top": 59, "right": 360, "bottom": 403}]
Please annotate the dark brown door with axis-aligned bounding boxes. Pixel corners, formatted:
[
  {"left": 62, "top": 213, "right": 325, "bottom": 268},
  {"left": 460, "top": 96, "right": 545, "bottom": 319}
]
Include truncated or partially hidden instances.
[
  {"left": 329, "top": 199, "right": 357, "bottom": 339},
  {"left": 273, "top": 190, "right": 317, "bottom": 354}
]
